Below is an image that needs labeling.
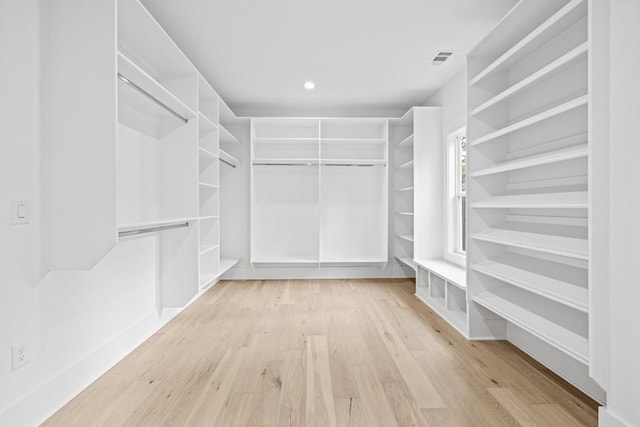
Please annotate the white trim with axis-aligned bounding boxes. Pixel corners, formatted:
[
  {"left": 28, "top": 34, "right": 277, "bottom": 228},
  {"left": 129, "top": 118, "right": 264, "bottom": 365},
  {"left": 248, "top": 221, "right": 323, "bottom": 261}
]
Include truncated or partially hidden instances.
[{"left": 445, "top": 127, "right": 467, "bottom": 266}]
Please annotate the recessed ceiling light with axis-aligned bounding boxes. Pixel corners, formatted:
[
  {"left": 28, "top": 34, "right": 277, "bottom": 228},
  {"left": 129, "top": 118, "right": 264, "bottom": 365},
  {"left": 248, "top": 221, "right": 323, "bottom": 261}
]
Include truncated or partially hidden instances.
[{"left": 304, "top": 81, "right": 315, "bottom": 90}]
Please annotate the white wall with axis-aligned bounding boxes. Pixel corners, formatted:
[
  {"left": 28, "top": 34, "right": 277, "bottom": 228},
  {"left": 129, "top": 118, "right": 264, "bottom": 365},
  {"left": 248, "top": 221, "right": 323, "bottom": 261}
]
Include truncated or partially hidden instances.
[
  {"left": 599, "top": 0, "right": 640, "bottom": 425},
  {"left": 423, "top": 68, "right": 467, "bottom": 134},
  {"left": 0, "top": 2, "right": 170, "bottom": 425}
]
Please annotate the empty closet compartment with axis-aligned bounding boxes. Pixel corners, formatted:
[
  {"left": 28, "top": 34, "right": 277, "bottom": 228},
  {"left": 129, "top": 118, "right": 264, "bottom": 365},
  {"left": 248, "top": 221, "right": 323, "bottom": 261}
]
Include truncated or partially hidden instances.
[
  {"left": 199, "top": 154, "right": 219, "bottom": 186},
  {"left": 252, "top": 118, "right": 320, "bottom": 161},
  {"left": 319, "top": 165, "right": 388, "bottom": 263},
  {"left": 251, "top": 165, "right": 320, "bottom": 263},
  {"left": 199, "top": 185, "right": 219, "bottom": 217},
  {"left": 320, "top": 119, "right": 388, "bottom": 163}
]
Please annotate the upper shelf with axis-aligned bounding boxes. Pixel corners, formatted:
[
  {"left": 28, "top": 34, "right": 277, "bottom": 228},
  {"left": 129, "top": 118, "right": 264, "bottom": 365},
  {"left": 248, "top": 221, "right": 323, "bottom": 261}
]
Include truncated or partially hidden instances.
[
  {"left": 470, "top": 95, "right": 588, "bottom": 147},
  {"left": 117, "top": 53, "right": 196, "bottom": 138},
  {"left": 471, "top": 42, "right": 589, "bottom": 116},
  {"left": 470, "top": 0, "right": 587, "bottom": 85},
  {"left": 220, "top": 124, "right": 239, "bottom": 144},
  {"left": 398, "top": 134, "right": 414, "bottom": 146},
  {"left": 118, "top": 0, "right": 196, "bottom": 82}
]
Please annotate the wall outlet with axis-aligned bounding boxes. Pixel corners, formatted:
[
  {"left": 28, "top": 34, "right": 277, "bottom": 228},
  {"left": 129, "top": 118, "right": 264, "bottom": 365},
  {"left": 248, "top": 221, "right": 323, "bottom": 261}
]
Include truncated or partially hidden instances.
[{"left": 12, "top": 343, "right": 29, "bottom": 370}]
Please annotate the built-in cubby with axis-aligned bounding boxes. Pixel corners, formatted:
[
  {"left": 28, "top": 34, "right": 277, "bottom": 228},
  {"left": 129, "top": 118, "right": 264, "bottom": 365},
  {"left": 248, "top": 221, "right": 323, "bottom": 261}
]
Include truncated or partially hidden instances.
[{"left": 415, "top": 259, "right": 468, "bottom": 337}]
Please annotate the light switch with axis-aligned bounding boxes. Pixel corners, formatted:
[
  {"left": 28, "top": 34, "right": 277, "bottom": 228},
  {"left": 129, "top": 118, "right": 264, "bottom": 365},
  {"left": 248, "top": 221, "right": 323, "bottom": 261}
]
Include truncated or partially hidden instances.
[{"left": 11, "top": 199, "right": 29, "bottom": 225}]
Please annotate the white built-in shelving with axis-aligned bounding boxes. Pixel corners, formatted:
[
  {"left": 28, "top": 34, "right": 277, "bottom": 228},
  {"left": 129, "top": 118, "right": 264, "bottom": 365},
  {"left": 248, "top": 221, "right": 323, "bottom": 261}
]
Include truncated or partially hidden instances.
[
  {"left": 466, "top": 0, "right": 603, "bottom": 401},
  {"left": 415, "top": 259, "right": 468, "bottom": 337},
  {"left": 250, "top": 118, "right": 388, "bottom": 265},
  {"left": 43, "top": 0, "right": 242, "bottom": 304}
]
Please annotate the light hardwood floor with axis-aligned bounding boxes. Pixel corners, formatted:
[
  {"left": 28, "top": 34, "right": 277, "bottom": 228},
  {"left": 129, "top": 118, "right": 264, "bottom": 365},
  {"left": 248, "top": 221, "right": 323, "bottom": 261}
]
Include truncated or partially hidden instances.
[{"left": 43, "top": 279, "right": 598, "bottom": 426}]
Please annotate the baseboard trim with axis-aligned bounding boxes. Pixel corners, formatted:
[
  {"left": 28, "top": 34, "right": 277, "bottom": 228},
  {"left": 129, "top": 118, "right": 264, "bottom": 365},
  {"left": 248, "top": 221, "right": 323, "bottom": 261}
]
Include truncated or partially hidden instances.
[
  {"left": 1, "top": 311, "right": 172, "bottom": 426},
  {"left": 599, "top": 406, "right": 633, "bottom": 427}
]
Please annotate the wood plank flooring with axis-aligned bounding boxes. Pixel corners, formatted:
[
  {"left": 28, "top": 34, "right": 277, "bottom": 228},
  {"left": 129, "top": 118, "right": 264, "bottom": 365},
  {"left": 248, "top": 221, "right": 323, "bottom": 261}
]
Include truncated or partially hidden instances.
[{"left": 42, "top": 279, "right": 598, "bottom": 426}]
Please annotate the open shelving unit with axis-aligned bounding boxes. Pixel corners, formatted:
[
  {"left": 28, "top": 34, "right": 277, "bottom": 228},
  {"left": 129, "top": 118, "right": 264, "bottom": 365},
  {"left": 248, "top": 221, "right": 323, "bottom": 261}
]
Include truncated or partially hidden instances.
[
  {"left": 466, "top": 0, "right": 603, "bottom": 401},
  {"left": 415, "top": 259, "right": 468, "bottom": 337},
  {"left": 250, "top": 118, "right": 388, "bottom": 265},
  {"left": 43, "top": 0, "right": 243, "bottom": 303}
]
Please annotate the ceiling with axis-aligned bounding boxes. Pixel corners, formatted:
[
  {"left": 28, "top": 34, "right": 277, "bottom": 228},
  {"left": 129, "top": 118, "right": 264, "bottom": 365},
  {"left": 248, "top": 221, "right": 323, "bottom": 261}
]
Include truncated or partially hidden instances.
[{"left": 141, "top": 0, "right": 516, "bottom": 117}]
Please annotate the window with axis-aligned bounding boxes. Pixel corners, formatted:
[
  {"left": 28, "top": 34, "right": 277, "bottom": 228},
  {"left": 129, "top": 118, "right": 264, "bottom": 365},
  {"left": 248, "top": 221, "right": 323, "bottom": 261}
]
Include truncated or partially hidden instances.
[{"left": 446, "top": 128, "right": 466, "bottom": 264}]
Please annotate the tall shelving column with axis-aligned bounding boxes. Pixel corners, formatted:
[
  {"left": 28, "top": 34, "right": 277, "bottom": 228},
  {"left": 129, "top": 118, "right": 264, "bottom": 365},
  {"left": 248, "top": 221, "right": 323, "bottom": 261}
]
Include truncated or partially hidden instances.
[
  {"left": 392, "top": 110, "right": 416, "bottom": 272},
  {"left": 466, "top": 0, "right": 603, "bottom": 401},
  {"left": 197, "top": 77, "right": 221, "bottom": 289}
]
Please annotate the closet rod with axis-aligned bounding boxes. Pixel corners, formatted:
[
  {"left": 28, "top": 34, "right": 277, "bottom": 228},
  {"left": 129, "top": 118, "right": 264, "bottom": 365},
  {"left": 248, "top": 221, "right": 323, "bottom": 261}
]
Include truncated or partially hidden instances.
[
  {"left": 118, "top": 221, "right": 189, "bottom": 238},
  {"left": 117, "top": 73, "right": 188, "bottom": 123},
  {"left": 220, "top": 158, "right": 236, "bottom": 168},
  {"left": 323, "top": 163, "right": 386, "bottom": 167},
  {"left": 253, "top": 162, "right": 318, "bottom": 166}
]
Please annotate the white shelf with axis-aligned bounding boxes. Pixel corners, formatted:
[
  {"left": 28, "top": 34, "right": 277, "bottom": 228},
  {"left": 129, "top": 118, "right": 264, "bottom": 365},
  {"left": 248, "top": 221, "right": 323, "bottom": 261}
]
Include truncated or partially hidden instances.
[
  {"left": 199, "top": 244, "right": 219, "bottom": 255},
  {"left": 471, "top": 95, "right": 588, "bottom": 147},
  {"left": 319, "top": 258, "right": 387, "bottom": 264},
  {"left": 398, "top": 159, "right": 414, "bottom": 169},
  {"left": 398, "top": 134, "right": 414, "bottom": 146},
  {"left": 472, "top": 191, "right": 588, "bottom": 209},
  {"left": 198, "top": 146, "right": 218, "bottom": 159},
  {"left": 472, "top": 260, "right": 588, "bottom": 312},
  {"left": 219, "top": 124, "right": 238, "bottom": 144},
  {"left": 473, "top": 288, "right": 588, "bottom": 364},
  {"left": 471, "top": 228, "right": 588, "bottom": 260},
  {"left": 321, "top": 159, "right": 386, "bottom": 166},
  {"left": 321, "top": 137, "right": 386, "bottom": 143},
  {"left": 395, "top": 256, "right": 416, "bottom": 271},
  {"left": 396, "top": 234, "right": 414, "bottom": 243},
  {"left": 253, "top": 137, "right": 318, "bottom": 141},
  {"left": 199, "top": 112, "right": 218, "bottom": 135},
  {"left": 471, "top": 42, "right": 589, "bottom": 116},
  {"left": 199, "top": 182, "right": 219, "bottom": 190},
  {"left": 414, "top": 258, "right": 467, "bottom": 289},
  {"left": 471, "top": 144, "right": 588, "bottom": 177},
  {"left": 219, "top": 258, "right": 239, "bottom": 275},
  {"left": 470, "top": 0, "right": 587, "bottom": 85},
  {"left": 251, "top": 258, "right": 318, "bottom": 264},
  {"left": 396, "top": 212, "right": 414, "bottom": 216},
  {"left": 396, "top": 186, "right": 414, "bottom": 192},
  {"left": 253, "top": 158, "right": 319, "bottom": 166},
  {"left": 219, "top": 149, "right": 238, "bottom": 167}
]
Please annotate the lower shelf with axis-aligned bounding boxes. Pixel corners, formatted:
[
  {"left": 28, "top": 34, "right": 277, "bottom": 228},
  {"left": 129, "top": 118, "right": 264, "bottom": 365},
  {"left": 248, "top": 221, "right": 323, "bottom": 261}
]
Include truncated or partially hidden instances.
[
  {"left": 472, "top": 287, "right": 588, "bottom": 364},
  {"left": 199, "top": 258, "right": 240, "bottom": 288},
  {"left": 395, "top": 256, "right": 416, "bottom": 271},
  {"left": 415, "top": 290, "right": 468, "bottom": 338}
]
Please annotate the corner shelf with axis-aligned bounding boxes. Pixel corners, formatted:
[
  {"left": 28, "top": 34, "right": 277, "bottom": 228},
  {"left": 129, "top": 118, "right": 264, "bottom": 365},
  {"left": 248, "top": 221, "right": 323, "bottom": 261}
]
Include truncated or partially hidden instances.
[
  {"left": 396, "top": 186, "right": 414, "bottom": 192},
  {"left": 219, "top": 124, "right": 238, "bottom": 144},
  {"left": 398, "top": 134, "right": 414, "bottom": 146},
  {"left": 396, "top": 234, "right": 414, "bottom": 243},
  {"left": 398, "top": 159, "right": 414, "bottom": 169},
  {"left": 198, "top": 147, "right": 218, "bottom": 160},
  {"left": 219, "top": 149, "right": 238, "bottom": 167}
]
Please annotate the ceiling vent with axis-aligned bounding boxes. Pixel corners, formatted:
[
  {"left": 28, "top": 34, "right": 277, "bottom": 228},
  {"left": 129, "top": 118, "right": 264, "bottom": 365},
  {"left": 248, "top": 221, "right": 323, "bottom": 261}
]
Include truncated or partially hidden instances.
[{"left": 430, "top": 51, "right": 454, "bottom": 66}]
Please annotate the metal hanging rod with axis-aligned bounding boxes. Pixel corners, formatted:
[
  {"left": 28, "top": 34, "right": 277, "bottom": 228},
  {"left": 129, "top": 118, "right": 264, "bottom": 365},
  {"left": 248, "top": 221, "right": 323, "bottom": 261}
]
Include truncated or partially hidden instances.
[
  {"left": 253, "top": 162, "right": 318, "bottom": 167},
  {"left": 118, "top": 221, "right": 189, "bottom": 238},
  {"left": 220, "top": 158, "right": 236, "bottom": 168},
  {"left": 322, "top": 163, "right": 386, "bottom": 167},
  {"left": 117, "top": 73, "right": 188, "bottom": 123}
]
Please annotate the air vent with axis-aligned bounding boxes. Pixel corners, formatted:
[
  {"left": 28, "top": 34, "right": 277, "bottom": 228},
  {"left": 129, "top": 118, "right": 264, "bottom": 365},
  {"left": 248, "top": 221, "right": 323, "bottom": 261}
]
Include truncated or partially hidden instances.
[{"left": 430, "top": 51, "right": 454, "bottom": 66}]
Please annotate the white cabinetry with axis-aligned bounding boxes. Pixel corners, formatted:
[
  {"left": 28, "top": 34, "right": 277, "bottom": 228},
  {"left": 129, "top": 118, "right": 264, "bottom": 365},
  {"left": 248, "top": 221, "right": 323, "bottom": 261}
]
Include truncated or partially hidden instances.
[
  {"left": 250, "top": 118, "right": 388, "bottom": 265},
  {"left": 43, "top": 0, "right": 242, "bottom": 306},
  {"left": 466, "top": 0, "right": 603, "bottom": 401}
]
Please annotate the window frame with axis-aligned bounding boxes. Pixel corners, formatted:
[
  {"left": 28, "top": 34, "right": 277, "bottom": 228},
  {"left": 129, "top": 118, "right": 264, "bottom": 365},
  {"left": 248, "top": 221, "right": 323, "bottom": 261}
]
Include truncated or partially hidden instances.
[{"left": 445, "top": 126, "right": 467, "bottom": 266}]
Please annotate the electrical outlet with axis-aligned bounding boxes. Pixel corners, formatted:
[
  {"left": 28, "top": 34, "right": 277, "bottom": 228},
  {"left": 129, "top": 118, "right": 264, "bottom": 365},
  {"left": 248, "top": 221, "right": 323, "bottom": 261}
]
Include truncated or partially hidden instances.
[{"left": 12, "top": 343, "right": 29, "bottom": 370}]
